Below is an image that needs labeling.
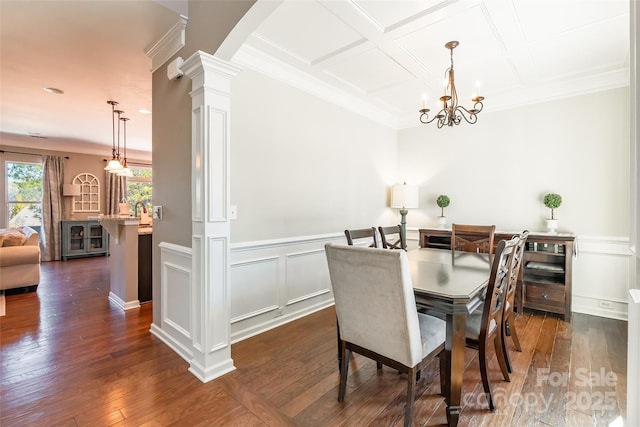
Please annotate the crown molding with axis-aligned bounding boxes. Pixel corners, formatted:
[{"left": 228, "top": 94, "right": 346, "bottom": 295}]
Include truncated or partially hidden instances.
[
  {"left": 232, "top": 44, "right": 399, "bottom": 129},
  {"left": 145, "top": 16, "right": 188, "bottom": 73}
]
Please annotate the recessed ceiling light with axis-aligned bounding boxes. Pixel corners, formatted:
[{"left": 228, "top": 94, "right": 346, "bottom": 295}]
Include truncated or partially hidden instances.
[
  {"left": 138, "top": 109, "right": 151, "bottom": 114},
  {"left": 43, "top": 87, "right": 64, "bottom": 94}
]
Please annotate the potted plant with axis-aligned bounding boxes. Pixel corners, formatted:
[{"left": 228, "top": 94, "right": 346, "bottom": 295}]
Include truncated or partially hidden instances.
[
  {"left": 543, "top": 193, "right": 562, "bottom": 233},
  {"left": 436, "top": 195, "right": 450, "bottom": 229}
]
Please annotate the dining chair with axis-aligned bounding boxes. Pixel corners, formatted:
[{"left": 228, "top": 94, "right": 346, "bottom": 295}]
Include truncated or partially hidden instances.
[
  {"left": 325, "top": 243, "right": 446, "bottom": 427},
  {"left": 500, "top": 230, "right": 529, "bottom": 373},
  {"left": 464, "top": 234, "right": 520, "bottom": 411},
  {"left": 378, "top": 225, "right": 407, "bottom": 250},
  {"left": 344, "top": 227, "right": 379, "bottom": 248},
  {"left": 451, "top": 224, "right": 496, "bottom": 257},
  {"left": 342, "top": 227, "right": 382, "bottom": 370}
]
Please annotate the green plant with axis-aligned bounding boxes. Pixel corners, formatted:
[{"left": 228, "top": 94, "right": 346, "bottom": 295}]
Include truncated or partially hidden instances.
[
  {"left": 543, "top": 193, "right": 562, "bottom": 219},
  {"left": 436, "top": 195, "right": 450, "bottom": 217}
]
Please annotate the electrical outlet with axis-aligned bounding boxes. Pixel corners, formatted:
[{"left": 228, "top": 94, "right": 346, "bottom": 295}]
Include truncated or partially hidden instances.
[
  {"left": 597, "top": 300, "right": 613, "bottom": 310},
  {"left": 152, "top": 205, "right": 163, "bottom": 220},
  {"left": 274, "top": 308, "right": 283, "bottom": 317}
]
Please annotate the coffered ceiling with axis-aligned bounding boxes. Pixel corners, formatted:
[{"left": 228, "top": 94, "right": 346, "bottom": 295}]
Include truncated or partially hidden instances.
[
  {"left": 236, "top": 0, "right": 630, "bottom": 128},
  {"left": 0, "top": 0, "right": 631, "bottom": 155}
]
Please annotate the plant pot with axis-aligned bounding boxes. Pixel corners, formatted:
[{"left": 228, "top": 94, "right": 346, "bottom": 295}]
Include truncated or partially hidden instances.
[
  {"left": 438, "top": 216, "right": 447, "bottom": 229},
  {"left": 546, "top": 219, "right": 558, "bottom": 233}
]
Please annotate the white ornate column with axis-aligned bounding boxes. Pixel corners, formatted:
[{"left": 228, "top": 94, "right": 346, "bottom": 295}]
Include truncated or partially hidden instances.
[{"left": 182, "top": 51, "right": 241, "bottom": 382}]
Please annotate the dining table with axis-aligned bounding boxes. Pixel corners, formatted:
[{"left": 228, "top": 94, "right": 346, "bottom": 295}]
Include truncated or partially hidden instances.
[{"left": 406, "top": 248, "right": 491, "bottom": 427}]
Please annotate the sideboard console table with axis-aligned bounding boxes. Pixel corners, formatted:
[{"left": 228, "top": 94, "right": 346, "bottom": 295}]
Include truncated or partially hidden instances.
[{"left": 419, "top": 228, "right": 575, "bottom": 321}]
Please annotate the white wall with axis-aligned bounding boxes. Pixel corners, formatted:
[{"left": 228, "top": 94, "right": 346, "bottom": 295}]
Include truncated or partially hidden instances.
[
  {"left": 398, "top": 88, "right": 630, "bottom": 236},
  {"left": 230, "top": 69, "right": 398, "bottom": 243},
  {"left": 398, "top": 87, "right": 632, "bottom": 319}
]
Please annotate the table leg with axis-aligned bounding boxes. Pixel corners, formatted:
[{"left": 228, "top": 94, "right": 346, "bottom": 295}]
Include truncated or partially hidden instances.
[{"left": 444, "top": 312, "right": 466, "bottom": 427}]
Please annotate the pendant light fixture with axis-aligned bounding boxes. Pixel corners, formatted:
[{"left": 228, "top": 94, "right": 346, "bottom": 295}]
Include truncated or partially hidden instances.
[
  {"left": 104, "top": 100, "right": 123, "bottom": 171},
  {"left": 117, "top": 116, "right": 132, "bottom": 177},
  {"left": 418, "top": 41, "right": 485, "bottom": 128}
]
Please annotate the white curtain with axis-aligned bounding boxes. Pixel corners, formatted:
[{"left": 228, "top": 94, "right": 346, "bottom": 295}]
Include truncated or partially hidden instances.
[
  {"left": 41, "top": 155, "right": 63, "bottom": 261},
  {"left": 105, "top": 171, "right": 126, "bottom": 215}
]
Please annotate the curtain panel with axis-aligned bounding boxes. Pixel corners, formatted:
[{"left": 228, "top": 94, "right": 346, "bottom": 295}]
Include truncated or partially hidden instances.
[
  {"left": 41, "top": 155, "right": 63, "bottom": 261},
  {"left": 105, "top": 171, "right": 126, "bottom": 215}
]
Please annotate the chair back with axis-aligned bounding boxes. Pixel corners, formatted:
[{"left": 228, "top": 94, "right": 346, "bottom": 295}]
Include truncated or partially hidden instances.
[
  {"left": 451, "top": 224, "right": 496, "bottom": 256},
  {"left": 378, "top": 225, "right": 406, "bottom": 250},
  {"left": 481, "top": 235, "right": 519, "bottom": 340},
  {"left": 324, "top": 243, "right": 423, "bottom": 367},
  {"left": 344, "top": 227, "right": 379, "bottom": 247},
  {"left": 504, "top": 230, "right": 529, "bottom": 314}
]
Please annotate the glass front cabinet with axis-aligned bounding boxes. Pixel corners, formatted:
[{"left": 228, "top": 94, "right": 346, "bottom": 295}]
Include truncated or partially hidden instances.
[{"left": 61, "top": 220, "right": 109, "bottom": 260}]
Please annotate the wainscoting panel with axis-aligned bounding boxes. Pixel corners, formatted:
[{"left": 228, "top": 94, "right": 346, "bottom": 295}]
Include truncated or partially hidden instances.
[
  {"left": 229, "top": 233, "right": 343, "bottom": 342},
  {"left": 164, "top": 261, "right": 192, "bottom": 338},
  {"left": 572, "top": 236, "right": 633, "bottom": 320},
  {"left": 151, "top": 242, "right": 194, "bottom": 363},
  {"left": 285, "top": 248, "right": 331, "bottom": 305},
  {"left": 230, "top": 256, "right": 280, "bottom": 322}
]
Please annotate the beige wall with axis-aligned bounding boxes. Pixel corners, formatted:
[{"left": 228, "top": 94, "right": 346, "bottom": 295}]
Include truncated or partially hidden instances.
[
  {"left": 151, "top": 0, "right": 255, "bottom": 325},
  {"left": 0, "top": 143, "right": 137, "bottom": 224},
  {"left": 398, "top": 87, "right": 630, "bottom": 237}
]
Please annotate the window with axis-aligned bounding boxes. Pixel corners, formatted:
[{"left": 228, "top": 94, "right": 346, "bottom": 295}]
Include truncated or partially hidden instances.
[
  {"left": 6, "top": 161, "right": 43, "bottom": 229},
  {"left": 125, "top": 167, "right": 152, "bottom": 215}
]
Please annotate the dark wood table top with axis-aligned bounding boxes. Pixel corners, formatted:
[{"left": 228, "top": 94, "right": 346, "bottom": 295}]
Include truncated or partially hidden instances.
[{"left": 407, "top": 248, "right": 490, "bottom": 313}]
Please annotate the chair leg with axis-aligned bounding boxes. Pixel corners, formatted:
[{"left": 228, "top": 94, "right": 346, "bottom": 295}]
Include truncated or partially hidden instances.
[
  {"left": 507, "top": 316, "right": 522, "bottom": 351},
  {"left": 404, "top": 366, "right": 417, "bottom": 427},
  {"left": 338, "top": 346, "right": 350, "bottom": 402},
  {"left": 478, "top": 345, "right": 495, "bottom": 411},
  {"left": 494, "top": 334, "right": 510, "bottom": 383},
  {"left": 501, "top": 321, "right": 513, "bottom": 374}
]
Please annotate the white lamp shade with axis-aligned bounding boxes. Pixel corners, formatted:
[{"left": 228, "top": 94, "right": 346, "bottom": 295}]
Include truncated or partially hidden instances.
[
  {"left": 391, "top": 183, "right": 419, "bottom": 209},
  {"left": 63, "top": 184, "right": 82, "bottom": 196},
  {"left": 104, "top": 158, "right": 122, "bottom": 171}
]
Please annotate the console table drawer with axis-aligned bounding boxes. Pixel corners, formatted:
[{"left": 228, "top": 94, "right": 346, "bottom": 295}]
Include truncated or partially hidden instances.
[{"left": 524, "top": 284, "right": 565, "bottom": 308}]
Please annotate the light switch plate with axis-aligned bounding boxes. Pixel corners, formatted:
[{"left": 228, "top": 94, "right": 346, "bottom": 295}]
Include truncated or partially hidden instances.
[
  {"left": 230, "top": 205, "right": 237, "bottom": 220},
  {"left": 152, "top": 205, "right": 163, "bottom": 220}
]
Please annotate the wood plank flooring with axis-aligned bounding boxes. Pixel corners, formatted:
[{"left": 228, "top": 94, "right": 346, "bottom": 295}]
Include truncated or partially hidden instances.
[{"left": 0, "top": 256, "right": 628, "bottom": 426}]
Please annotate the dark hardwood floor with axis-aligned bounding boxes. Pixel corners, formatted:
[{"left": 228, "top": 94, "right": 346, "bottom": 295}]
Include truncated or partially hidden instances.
[{"left": 1, "top": 256, "right": 628, "bottom": 426}]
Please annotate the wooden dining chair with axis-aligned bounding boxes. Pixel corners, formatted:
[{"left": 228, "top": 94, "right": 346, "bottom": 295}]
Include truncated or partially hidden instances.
[
  {"left": 325, "top": 243, "right": 446, "bottom": 427},
  {"left": 378, "top": 225, "right": 407, "bottom": 250},
  {"left": 344, "top": 227, "right": 379, "bottom": 248},
  {"left": 451, "top": 224, "right": 496, "bottom": 257},
  {"left": 500, "top": 230, "right": 529, "bottom": 373},
  {"left": 464, "top": 235, "right": 519, "bottom": 411}
]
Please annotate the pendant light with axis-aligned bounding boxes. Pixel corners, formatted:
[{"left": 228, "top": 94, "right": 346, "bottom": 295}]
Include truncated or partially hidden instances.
[
  {"left": 104, "top": 100, "right": 123, "bottom": 171},
  {"left": 117, "top": 116, "right": 132, "bottom": 177}
]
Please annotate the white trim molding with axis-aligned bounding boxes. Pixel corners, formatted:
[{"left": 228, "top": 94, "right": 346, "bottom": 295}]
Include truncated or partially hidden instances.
[
  {"left": 145, "top": 16, "right": 188, "bottom": 73},
  {"left": 572, "top": 235, "right": 634, "bottom": 320}
]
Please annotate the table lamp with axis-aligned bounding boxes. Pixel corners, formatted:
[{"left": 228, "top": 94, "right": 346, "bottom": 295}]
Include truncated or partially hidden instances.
[
  {"left": 391, "top": 182, "right": 419, "bottom": 242},
  {"left": 63, "top": 184, "right": 81, "bottom": 220}
]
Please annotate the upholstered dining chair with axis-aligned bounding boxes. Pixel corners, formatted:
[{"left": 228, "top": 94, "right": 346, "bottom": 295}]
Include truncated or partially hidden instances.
[
  {"left": 325, "top": 243, "right": 446, "bottom": 427},
  {"left": 451, "top": 224, "right": 496, "bottom": 257},
  {"left": 501, "top": 230, "right": 529, "bottom": 373},
  {"left": 342, "top": 226, "right": 382, "bottom": 370},
  {"left": 464, "top": 234, "right": 520, "bottom": 411},
  {"left": 378, "top": 225, "right": 407, "bottom": 250},
  {"left": 344, "top": 227, "right": 379, "bottom": 248}
]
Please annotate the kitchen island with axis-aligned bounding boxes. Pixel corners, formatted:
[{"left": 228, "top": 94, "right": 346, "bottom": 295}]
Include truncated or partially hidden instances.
[{"left": 98, "top": 215, "right": 152, "bottom": 310}]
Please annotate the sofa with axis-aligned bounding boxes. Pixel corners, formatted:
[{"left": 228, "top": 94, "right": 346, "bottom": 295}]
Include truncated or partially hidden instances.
[{"left": 0, "top": 226, "right": 41, "bottom": 292}]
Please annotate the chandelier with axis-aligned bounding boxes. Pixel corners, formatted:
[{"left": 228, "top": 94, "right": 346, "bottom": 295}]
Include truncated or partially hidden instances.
[{"left": 418, "top": 41, "right": 484, "bottom": 128}]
